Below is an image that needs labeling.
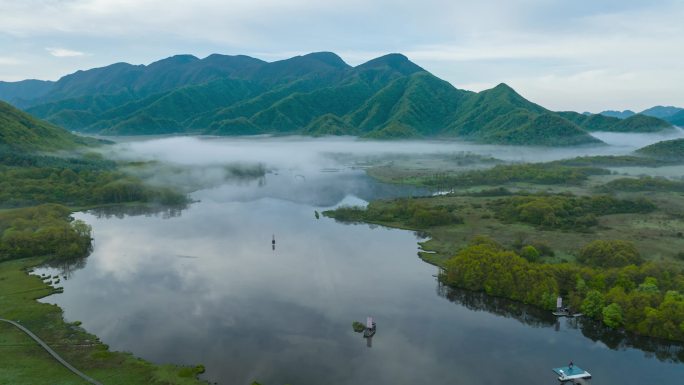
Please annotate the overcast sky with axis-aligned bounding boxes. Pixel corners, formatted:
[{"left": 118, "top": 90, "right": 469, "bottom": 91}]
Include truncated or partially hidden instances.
[{"left": 0, "top": 0, "right": 682, "bottom": 112}]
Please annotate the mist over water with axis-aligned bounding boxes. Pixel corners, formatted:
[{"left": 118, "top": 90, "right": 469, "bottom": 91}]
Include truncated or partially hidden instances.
[
  {"left": 36, "top": 135, "right": 684, "bottom": 385},
  {"left": 101, "top": 131, "right": 684, "bottom": 173}
]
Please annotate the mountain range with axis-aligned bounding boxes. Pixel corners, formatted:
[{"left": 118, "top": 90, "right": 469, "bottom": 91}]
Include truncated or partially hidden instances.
[
  {"left": 0, "top": 52, "right": 677, "bottom": 145},
  {"left": 600, "top": 106, "right": 684, "bottom": 126}
]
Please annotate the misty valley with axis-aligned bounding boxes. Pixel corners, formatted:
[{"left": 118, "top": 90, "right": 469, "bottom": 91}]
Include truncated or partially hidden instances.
[{"left": 1, "top": 132, "right": 683, "bottom": 385}]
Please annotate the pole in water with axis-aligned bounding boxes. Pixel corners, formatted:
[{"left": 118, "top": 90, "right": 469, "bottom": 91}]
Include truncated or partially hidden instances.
[{"left": 272, "top": 234, "right": 276, "bottom": 250}]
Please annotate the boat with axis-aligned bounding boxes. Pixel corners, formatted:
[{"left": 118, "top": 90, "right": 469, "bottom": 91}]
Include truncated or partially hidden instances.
[{"left": 552, "top": 364, "right": 591, "bottom": 383}]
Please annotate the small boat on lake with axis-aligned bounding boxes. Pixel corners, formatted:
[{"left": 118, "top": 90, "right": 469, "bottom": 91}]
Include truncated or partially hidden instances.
[{"left": 552, "top": 363, "right": 591, "bottom": 383}]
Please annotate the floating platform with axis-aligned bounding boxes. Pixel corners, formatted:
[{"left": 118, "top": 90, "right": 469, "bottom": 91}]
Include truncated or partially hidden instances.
[
  {"left": 363, "top": 322, "right": 376, "bottom": 338},
  {"left": 552, "top": 365, "right": 591, "bottom": 382}
]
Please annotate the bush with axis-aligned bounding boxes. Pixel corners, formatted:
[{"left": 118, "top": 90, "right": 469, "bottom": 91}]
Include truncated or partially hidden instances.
[
  {"left": 577, "top": 240, "right": 643, "bottom": 268},
  {"left": 602, "top": 303, "right": 624, "bottom": 328},
  {"left": 520, "top": 245, "right": 540, "bottom": 262}
]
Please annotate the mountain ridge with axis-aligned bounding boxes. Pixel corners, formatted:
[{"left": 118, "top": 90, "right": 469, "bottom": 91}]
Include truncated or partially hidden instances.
[{"left": 0, "top": 52, "right": 676, "bottom": 145}]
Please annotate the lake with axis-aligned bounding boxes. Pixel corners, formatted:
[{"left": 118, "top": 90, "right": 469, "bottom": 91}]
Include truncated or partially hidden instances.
[{"left": 37, "top": 136, "right": 684, "bottom": 385}]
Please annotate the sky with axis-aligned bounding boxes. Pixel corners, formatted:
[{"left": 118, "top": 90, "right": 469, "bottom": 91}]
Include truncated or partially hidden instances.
[{"left": 0, "top": 0, "right": 682, "bottom": 112}]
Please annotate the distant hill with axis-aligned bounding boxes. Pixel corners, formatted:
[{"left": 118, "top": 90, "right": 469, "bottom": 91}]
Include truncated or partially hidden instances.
[
  {"left": 665, "top": 110, "right": 684, "bottom": 127},
  {"left": 0, "top": 52, "right": 675, "bottom": 145},
  {"left": 636, "top": 138, "right": 684, "bottom": 161},
  {"left": 558, "top": 111, "right": 672, "bottom": 133},
  {"left": 600, "top": 110, "right": 635, "bottom": 119},
  {"left": 0, "top": 100, "right": 92, "bottom": 152},
  {"left": 599, "top": 105, "right": 684, "bottom": 127},
  {"left": 641, "top": 106, "right": 683, "bottom": 120}
]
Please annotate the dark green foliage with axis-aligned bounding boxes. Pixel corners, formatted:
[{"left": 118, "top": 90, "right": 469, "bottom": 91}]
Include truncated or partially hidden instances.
[
  {"left": 0, "top": 204, "right": 92, "bottom": 262},
  {"left": 0, "top": 101, "right": 97, "bottom": 152},
  {"left": 0, "top": 53, "right": 619, "bottom": 145},
  {"left": 442, "top": 239, "right": 684, "bottom": 341},
  {"left": 599, "top": 176, "right": 684, "bottom": 193},
  {"left": 581, "top": 290, "right": 606, "bottom": 317},
  {"left": 490, "top": 194, "right": 655, "bottom": 230},
  {"left": 552, "top": 155, "right": 676, "bottom": 167},
  {"left": 324, "top": 199, "right": 463, "bottom": 228},
  {"left": 558, "top": 111, "right": 672, "bottom": 132},
  {"left": 602, "top": 303, "right": 624, "bottom": 328},
  {"left": 613, "top": 114, "right": 673, "bottom": 132},
  {"left": 442, "top": 239, "right": 559, "bottom": 308},
  {"left": 0, "top": 158, "right": 187, "bottom": 208},
  {"left": 520, "top": 245, "right": 541, "bottom": 262},
  {"left": 352, "top": 321, "right": 366, "bottom": 332},
  {"left": 637, "top": 138, "right": 684, "bottom": 161},
  {"left": 423, "top": 163, "right": 608, "bottom": 189},
  {"left": 485, "top": 113, "right": 603, "bottom": 146},
  {"left": 578, "top": 240, "right": 643, "bottom": 268}
]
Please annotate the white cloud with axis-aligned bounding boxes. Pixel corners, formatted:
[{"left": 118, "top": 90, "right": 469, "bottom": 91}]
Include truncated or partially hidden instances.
[
  {"left": 0, "top": 0, "right": 682, "bottom": 110},
  {"left": 46, "top": 47, "right": 87, "bottom": 57}
]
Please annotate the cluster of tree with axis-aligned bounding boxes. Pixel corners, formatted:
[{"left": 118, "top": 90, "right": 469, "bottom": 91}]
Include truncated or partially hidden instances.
[
  {"left": 441, "top": 237, "right": 684, "bottom": 342},
  {"left": 324, "top": 199, "right": 463, "bottom": 228},
  {"left": 422, "top": 163, "right": 608, "bottom": 190},
  {"left": 598, "top": 176, "right": 684, "bottom": 193},
  {"left": 442, "top": 236, "right": 559, "bottom": 308},
  {"left": 490, "top": 193, "right": 655, "bottom": 230},
  {"left": 0, "top": 163, "right": 187, "bottom": 208},
  {"left": 0, "top": 147, "right": 115, "bottom": 171},
  {"left": 551, "top": 155, "right": 676, "bottom": 168},
  {"left": 0, "top": 204, "right": 92, "bottom": 262}
]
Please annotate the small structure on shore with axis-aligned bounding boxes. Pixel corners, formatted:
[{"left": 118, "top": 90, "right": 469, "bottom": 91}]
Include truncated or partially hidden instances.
[
  {"left": 552, "top": 363, "right": 591, "bottom": 383},
  {"left": 553, "top": 296, "right": 583, "bottom": 318}
]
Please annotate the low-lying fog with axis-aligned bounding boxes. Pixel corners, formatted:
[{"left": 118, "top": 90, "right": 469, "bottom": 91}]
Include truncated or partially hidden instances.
[{"left": 104, "top": 129, "right": 684, "bottom": 168}]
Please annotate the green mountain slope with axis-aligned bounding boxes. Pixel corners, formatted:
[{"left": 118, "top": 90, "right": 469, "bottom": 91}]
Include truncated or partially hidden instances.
[
  {"left": 0, "top": 101, "right": 92, "bottom": 152},
  {"left": 666, "top": 110, "right": 684, "bottom": 127},
  {"left": 558, "top": 111, "right": 672, "bottom": 132},
  {"left": 641, "top": 105, "right": 683, "bottom": 120},
  {"left": 636, "top": 138, "right": 684, "bottom": 161},
  {"left": 612, "top": 114, "right": 673, "bottom": 132},
  {"left": 0, "top": 52, "right": 620, "bottom": 145}
]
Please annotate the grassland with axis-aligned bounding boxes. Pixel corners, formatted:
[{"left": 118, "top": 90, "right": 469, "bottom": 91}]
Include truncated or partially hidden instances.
[
  {"left": 326, "top": 153, "right": 684, "bottom": 341},
  {"left": 0, "top": 257, "right": 206, "bottom": 385}
]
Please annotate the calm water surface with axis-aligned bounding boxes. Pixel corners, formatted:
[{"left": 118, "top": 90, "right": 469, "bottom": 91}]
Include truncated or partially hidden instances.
[{"left": 37, "top": 137, "right": 684, "bottom": 385}]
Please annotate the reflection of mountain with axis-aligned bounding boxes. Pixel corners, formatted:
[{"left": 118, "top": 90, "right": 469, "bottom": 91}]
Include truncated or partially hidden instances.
[{"left": 438, "top": 282, "right": 684, "bottom": 363}]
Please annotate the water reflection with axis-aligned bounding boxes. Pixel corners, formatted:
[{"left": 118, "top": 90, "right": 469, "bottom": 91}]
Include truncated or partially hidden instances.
[
  {"left": 438, "top": 283, "right": 684, "bottom": 364},
  {"left": 41, "top": 255, "right": 88, "bottom": 280},
  {"left": 88, "top": 203, "right": 188, "bottom": 219},
  {"left": 34, "top": 136, "right": 684, "bottom": 385}
]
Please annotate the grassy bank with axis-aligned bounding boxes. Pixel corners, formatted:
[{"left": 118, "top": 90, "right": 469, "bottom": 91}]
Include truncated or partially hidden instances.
[
  {"left": 0, "top": 257, "right": 205, "bottom": 385},
  {"left": 0, "top": 148, "right": 205, "bottom": 383},
  {"left": 326, "top": 152, "right": 684, "bottom": 342}
]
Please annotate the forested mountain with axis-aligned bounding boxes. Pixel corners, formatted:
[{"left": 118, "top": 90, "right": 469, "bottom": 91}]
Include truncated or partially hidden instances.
[
  {"left": 600, "top": 105, "right": 684, "bottom": 127},
  {"left": 0, "top": 100, "right": 94, "bottom": 151},
  {"left": 0, "top": 52, "right": 675, "bottom": 145},
  {"left": 636, "top": 138, "right": 684, "bottom": 161}
]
